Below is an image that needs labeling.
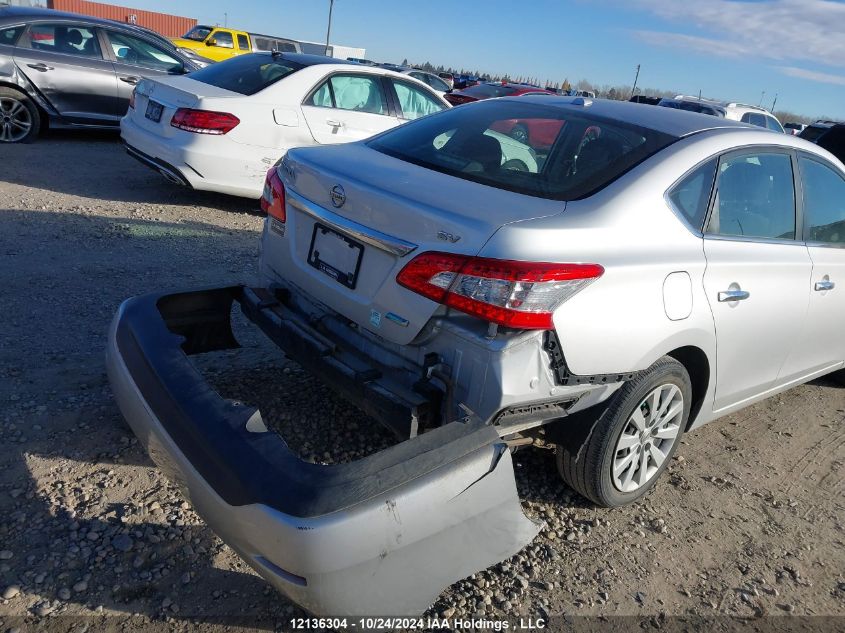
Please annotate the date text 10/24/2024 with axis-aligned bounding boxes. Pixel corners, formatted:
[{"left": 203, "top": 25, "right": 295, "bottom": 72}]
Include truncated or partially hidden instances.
[{"left": 290, "top": 617, "right": 548, "bottom": 630}]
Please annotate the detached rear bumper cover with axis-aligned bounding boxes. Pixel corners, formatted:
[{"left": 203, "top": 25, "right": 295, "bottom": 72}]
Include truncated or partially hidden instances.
[{"left": 106, "top": 286, "right": 540, "bottom": 616}]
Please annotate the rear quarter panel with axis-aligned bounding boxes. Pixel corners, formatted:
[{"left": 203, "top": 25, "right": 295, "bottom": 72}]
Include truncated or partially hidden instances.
[{"left": 477, "top": 134, "right": 731, "bottom": 382}]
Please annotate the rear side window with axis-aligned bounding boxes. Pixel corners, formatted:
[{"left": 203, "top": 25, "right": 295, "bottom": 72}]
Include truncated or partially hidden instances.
[
  {"left": 188, "top": 54, "right": 305, "bottom": 95},
  {"left": 368, "top": 100, "right": 677, "bottom": 200},
  {"left": 391, "top": 79, "right": 445, "bottom": 120},
  {"left": 26, "top": 23, "right": 101, "bottom": 57},
  {"left": 0, "top": 26, "right": 24, "bottom": 46},
  {"left": 707, "top": 152, "right": 796, "bottom": 240},
  {"left": 237, "top": 34, "right": 249, "bottom": 50},
  {"left": 306, "top": 74, "right": 387, "bottom": 115},
  {"left": 668, "top": 159, "right": 717, "bottom": 230},
  {"left": 426, "top": 75, "right": 451, "bottom": 92},
  {"left": 799, "top": 157, "right": 845, "bottom": 244}
]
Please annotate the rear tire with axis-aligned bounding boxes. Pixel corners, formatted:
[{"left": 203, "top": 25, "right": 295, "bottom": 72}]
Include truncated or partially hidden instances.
[
  {"left": 556, "top": 356, "right": 691, "bottom": 507},
  {"left": 0, "top": 87, "right": 40, "bottom": 143}
]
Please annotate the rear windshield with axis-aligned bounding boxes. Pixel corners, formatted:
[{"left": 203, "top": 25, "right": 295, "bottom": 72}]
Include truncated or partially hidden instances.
[
  {"left": 368, "top": 100, "right": 677, "bottom": 200},
  {"left": 187, "top": 54, "right": 305, "bottom": 95}
]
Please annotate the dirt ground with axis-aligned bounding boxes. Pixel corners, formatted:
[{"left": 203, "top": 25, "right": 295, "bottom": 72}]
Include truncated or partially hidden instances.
[{"left": 0, "top": 132, "right": 843, "bottom": 632}]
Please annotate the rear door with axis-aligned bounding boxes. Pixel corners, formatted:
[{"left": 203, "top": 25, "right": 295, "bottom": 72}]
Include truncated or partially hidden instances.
[
  {"left": 14, "top": 21, "right": 117, "bottom": 125},
  {"left": 702, "top": 149, "right": 812, "bottom": 411},
  {"left": 102, "top": 29, "right": 186, "bottom": 117},
  {"left": 301, "top": 72, "right": 397, "bottom": 143}
]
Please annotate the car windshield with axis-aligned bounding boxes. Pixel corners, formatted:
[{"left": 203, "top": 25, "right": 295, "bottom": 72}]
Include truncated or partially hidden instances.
[
  {"left": 368, "top": 100, "right": 677, "bottom": 200},
  {"left": 459, "top": 84, "right": 522, "bottom": 98},
  {"left": 187, "top": 54, "right": 306, "bottom": 95},
  {"left": 183, "top": 26, "right": 213, "bottom": 41}
]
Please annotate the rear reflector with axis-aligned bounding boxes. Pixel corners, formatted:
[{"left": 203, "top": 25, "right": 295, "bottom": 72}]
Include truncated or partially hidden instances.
[
  {"left": 128, "top": 88, "right": 135, "bottom": 110},
  {"left": 397, "top": 252, "right": 603, "bottom": 330},
  {"left": 260, "top": 167, "right": 285, "bottom": 222},
  {"left": 170, "top": 108, "right": 240, "bottom": 135}
]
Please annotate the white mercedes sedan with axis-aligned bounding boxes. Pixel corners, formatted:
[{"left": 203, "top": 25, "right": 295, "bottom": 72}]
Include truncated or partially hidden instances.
[{"left": 120, "top": 52, "right": 451, "bottom": 198}]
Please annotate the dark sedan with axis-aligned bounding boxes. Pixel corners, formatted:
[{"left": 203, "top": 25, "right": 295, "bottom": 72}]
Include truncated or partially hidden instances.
[
  {"left": 0, "top": 5, "right": 202, "bottom": 142},
  {"left": 444, "top": 81, "right": 552, "bottom": 106}
]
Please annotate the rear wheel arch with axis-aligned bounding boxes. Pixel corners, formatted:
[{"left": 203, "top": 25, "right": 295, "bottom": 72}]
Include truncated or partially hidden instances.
[
  {"left": 0, "top": 80, "right": 50, "bottom": 128},
  {"left": 666, "top": 345, "right": 710, "bottom": 430},
  {"left": 0, "top": 84, "right": 42, "bottom": 142}
]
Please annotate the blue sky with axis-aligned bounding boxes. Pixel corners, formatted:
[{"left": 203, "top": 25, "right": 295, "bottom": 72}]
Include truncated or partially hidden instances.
[{"left": 137, "top": 0, "right": 844, "bottom": 119}]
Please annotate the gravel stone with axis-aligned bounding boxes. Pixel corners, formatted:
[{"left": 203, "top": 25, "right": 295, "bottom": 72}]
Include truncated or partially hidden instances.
[{"left": 112, "top": 534, "right": 133, "bottom": 552}]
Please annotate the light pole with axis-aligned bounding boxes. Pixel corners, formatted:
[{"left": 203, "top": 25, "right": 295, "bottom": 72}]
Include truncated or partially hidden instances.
[
  {"left": 325, "top": 0, "right": 335, "bottom": 56},
  {"left": 630, "top": 64, "right": 640, "bottom": 98}
]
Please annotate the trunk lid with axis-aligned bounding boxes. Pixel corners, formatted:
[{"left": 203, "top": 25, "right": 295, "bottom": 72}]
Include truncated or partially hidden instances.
[
  {"left": 265, "top": 142, "right": 566, "bottom": 345},
  {"left": 129, "top": 75, "right": 240, "bottom": 140}
]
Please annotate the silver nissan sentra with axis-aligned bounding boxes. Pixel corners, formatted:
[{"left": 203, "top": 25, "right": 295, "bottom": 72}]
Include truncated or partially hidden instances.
[{"left": 109, "top": 96, "right": 845, "bottom": 615}]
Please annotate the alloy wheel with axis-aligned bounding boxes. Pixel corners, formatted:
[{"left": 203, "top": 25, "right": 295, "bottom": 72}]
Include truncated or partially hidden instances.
[
  {"left": 612, "top": 383, "right": 683, "bottom": 493},
  {"left": 0, "top": 97, "right": 32, "bottom": 143}
]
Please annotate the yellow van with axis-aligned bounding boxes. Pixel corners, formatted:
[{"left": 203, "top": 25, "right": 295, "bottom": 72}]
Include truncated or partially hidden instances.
[{"left": 172, "top": 25, "right": 300, "bottom": 62}]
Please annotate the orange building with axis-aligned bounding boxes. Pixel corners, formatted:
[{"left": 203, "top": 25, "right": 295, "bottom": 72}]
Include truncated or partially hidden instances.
[{"left": 47, "top": 0, "right": 196, "bottom": 38}]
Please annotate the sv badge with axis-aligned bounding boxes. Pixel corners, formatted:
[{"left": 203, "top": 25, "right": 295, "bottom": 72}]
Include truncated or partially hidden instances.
[{"left": 437, "top": 230, "right": 461, "bottom": 243}]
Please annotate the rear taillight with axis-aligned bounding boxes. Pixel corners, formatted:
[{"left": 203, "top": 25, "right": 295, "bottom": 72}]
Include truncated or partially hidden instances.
[
  {"left": 170, "top": 108, "right": 240, "bottom": 134},
  {"left": 260, "top": 167, "right": 285, "bottom": 221},
  {"left": 396, "top": 252, "right": 603, "bottom": 330},
  {"left": 129, "top": 88, "right": 136, "bottom": 110}
]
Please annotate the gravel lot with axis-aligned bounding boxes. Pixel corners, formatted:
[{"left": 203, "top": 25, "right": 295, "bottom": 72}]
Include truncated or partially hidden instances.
[{"left": 1, "top": 132, "right": 843, "bottom": 631}]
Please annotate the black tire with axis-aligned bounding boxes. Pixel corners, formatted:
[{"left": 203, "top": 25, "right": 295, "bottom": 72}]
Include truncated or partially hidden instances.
[
  {"left": 509, "top": 124, "right": 529, "bottom": 145},
  {"left": 830, "top": 369, "right": 845, "bottom": 386},
  {"left": 556, "top": 356, "right": 691, "bottom": 507},
  {"left": 0, "top": 87, "right": 40, "bottom": 143}
]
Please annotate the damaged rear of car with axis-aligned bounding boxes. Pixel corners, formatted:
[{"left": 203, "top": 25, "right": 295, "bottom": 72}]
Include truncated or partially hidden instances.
[
  {"left": 106, "top": 285, "right": 540, "bottom": 616},
  {"left": 108, "top": 97, "right": 750, "bottom": 615}
]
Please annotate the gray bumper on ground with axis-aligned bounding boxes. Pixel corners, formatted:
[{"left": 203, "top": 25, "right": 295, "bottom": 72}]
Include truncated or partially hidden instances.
[{"left": 105, "top": 286, "right": 540, "bottom": 616}]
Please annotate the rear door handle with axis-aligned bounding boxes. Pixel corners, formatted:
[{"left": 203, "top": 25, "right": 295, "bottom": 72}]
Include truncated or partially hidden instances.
[
  {"left": 814, "top": 280, "right": 835, "bottom": 291},
  {"left": 27, "top": 63, "right": 53, "bottom": 72},
  {"left": 119, "top": 76, "right": 139, "bottom": 85},
  {"left": 325, "top": 118, "right": 342, "bottom": 128},
  {"left": 718, "top": 289, "right": 750, "bottom": 302}
]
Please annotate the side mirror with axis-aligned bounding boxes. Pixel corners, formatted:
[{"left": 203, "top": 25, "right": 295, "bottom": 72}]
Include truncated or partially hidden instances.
[{"left": 206, "top": 38, "right": 217, "bottom": 46}]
